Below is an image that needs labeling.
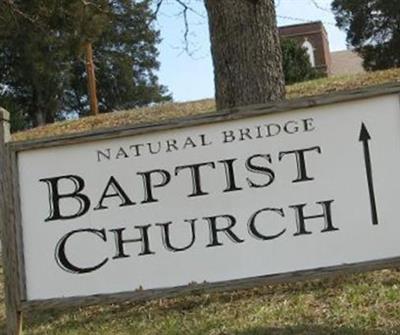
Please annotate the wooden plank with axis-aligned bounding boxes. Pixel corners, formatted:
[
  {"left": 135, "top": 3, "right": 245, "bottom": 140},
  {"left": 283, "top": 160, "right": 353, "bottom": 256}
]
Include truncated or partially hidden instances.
[
  {"left": 0, "top": 108, "right": 23, "bottom": 335},
  {"left": 20, "top": 256, "right": 400, "bottom": 312},
  {"left": 10, "top": 82, "right": 400, "bottom": 152},
  {"left": 10, "top": 150, "right": 27, "bottom": 302}
]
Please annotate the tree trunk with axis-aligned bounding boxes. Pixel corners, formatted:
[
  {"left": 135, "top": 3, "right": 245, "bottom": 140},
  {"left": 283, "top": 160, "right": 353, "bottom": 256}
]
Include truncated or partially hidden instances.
[
  {"left": 84, "top": 42, "right": 99, "bottom": 116},
  {"left": 34, "top": 110, "right": 46, "bottom": 127},
  {"left": 204, "top": 0, "right": 285, "bottom": 110}
]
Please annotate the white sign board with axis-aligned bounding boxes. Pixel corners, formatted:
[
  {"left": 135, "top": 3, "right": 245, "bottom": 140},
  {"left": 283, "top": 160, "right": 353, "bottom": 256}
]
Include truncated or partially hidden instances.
[{"left": 16, "top": 93, "right": 400, "bottom": 302}]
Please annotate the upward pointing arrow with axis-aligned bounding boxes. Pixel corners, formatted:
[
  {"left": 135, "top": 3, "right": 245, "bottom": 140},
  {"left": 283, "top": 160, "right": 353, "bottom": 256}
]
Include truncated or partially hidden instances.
[
  {"left": 359, "top": 123, "right": 371, "bottom": 142},
  {"left": 359, "top": 123, "right": 378, "bottom": 226}
]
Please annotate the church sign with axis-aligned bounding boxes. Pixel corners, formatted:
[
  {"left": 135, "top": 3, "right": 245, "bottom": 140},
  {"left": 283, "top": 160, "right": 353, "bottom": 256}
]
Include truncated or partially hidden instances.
[{"left": 2, "top": 84, "right": 400, "bottom": 315}]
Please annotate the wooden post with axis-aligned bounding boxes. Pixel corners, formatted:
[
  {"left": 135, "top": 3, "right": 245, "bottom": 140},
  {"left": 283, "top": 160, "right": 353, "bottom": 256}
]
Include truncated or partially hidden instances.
[
  {"left": 84, "top": 42, "right": 99, "bottom": 116},
  {"left": 0, "top": 108, "right": 23, "bottom": 335}
]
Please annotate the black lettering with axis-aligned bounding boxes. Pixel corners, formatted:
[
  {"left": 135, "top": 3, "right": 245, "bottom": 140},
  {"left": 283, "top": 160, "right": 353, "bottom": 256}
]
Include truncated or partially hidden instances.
[
  {"left": 200, "top": 134, "right": 212, "bottom": 146},
  {"left": 303, "top": 118, "right": 315, "bottom": 132},
  {"left": 205, "top": 214, "right": 244, "bottom": 247},
  {"left": 166, "top": 139, "right": 179, "bottom": 152},
  {"left": 283, "top": 121, "right": 299, "bottom": 134},
  {"left": 222, "top": 130, "right": 235, "bottom": 143},
  {"left": 156, "top": 219, "right": 197, "bottom": 252},
  {"left": 279, "top": 146, "right": 322, "bottom": 183},
  {"left": 219, "top": 159, "right": 243, "bottom": 193},
  {"left": 175, "top": 162, "right": 216, "bottom": 197},
  {"left": 55, "top": 228, "right": 108, "bottom": 274},
  {"left": 115, "top": 147, "right": 129, "bottom": 159},
  {"left": 129, "top": 144, "right": 144, "bottom": 157},
  {"left": 110, "top": 225, "right": 154, "bottom": 259},
  {"left": 147, "top": 142, "right": 162, "bottom": 155},
  {"left": 183, "top": 137, "right": 197, "bottom": 149},
  {"left": 138, "top": 169, "right": 171, "bottom": 204},
  {"left": 239, "top": 128, "right": 252, "bottom": 141},
  {"left": 97, "top": 148, "right": 111, "bottom": 162},
  {"left": 290, "top": 200, "right": 338, "bottom": 236},
  {"left": 94, "top": 176, "right": 136, "bottom": 211},
  {"left": 265, "top": 123, "right": 281, "bottom": 137},
  {"left": 246, "top": 154, "right": 275, "bottom": 188},
  {"left": 40, "top": 175, "right": 91, "bottom": 221},
  {"left": 248, "top": 208, "right": 286, "bottom": 240}
]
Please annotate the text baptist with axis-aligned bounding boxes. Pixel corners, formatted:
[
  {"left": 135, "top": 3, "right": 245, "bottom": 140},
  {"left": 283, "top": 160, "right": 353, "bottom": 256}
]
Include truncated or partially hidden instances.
[{"left": 39, "top": 146, "right": 339, "bottom": 274}]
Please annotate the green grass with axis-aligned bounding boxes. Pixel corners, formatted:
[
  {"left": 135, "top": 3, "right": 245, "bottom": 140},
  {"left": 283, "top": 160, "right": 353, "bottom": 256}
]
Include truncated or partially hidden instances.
[{"left": 2, "top": 267, "right": 400, "bottom": 334}]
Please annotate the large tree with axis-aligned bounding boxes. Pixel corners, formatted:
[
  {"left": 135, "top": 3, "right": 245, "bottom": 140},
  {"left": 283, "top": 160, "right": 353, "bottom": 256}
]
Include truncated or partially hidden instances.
[
  {"left": 0, "top": 0, "right": 170, "bottom": 129},
  {"left": 204, "top": 0, "right": 285, "bottom": 110},
  {"left": 65, "top": 0, "right": 171, "bottom": 117},
  {"left": 0, "top": 0, "right": 71, "bottom": 127},
  {"left": 156, "top": 0, "right": 285, "bottom": 110},
  {"left": 332, "top": 0, "right": 400, "bottom": 71}
]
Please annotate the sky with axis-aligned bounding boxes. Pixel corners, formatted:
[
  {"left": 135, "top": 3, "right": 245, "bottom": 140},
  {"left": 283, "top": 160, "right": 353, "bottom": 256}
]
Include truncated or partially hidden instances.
[{"left": 154, "top": 0, "right": 348, "bottom": 102}]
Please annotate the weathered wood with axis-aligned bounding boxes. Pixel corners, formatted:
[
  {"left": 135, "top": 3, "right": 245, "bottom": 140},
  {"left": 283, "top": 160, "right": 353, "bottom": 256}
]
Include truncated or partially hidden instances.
[
  {"left": 0, "top": 108, "right": 23, "bottom": 335},
  {"left": 20, "top": 256, "right": 400, "bottom": 312},
  {"left": 10, "top": 151, "right": 27, "bottom": 302},
  {"left": 10, "top": 81, "right": 400, "bottom": 152}
]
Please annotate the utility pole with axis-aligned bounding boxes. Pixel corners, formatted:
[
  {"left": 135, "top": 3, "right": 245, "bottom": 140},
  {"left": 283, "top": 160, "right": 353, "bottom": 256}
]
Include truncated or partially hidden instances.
[{"left": 84, "top": 42, "right": 99, "bottom": 116}]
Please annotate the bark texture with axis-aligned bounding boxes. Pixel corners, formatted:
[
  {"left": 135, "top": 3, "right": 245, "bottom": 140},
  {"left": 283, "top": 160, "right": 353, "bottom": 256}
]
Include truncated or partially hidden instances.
[{"left": 204, "top": 0, "right": 285, "bottom": 110}]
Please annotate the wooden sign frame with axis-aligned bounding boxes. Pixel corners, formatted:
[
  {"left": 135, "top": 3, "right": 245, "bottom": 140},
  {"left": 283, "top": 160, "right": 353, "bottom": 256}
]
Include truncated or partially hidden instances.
[{"left": 2, "top": 83, "right": 400, "bottom": 334}]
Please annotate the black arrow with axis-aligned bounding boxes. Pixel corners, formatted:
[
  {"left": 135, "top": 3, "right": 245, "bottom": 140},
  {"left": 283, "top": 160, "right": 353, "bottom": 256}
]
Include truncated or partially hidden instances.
[{"left": 359, "top": 123, "right": 378, "bottom": 226}]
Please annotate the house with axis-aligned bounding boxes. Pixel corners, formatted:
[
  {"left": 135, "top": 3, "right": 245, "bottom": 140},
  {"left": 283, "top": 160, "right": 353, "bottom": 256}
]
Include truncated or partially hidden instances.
[{"left": 279, "top": 21, "right": 364, "bottom": 76}]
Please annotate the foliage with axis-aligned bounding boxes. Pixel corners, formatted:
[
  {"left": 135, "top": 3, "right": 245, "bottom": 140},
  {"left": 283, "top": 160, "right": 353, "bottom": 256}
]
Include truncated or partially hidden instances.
[
  {"left": 332, "top": 0, "right": 400, "bottom": 71},
  {"left": 281, "top": 39, "right": 322, "bottom": 85},
  {"left": 0, "top": 0, "right": 170, "bottom": 128},
  {"left": 65, "top": 0, "right": 171, "bottom": 117},
  {"left": 0, "top": 0, "right": 72, "bottom": 127}
]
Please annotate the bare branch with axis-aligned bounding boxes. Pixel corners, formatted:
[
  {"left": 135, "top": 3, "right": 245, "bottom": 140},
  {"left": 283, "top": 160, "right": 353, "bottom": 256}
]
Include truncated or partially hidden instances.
[
  {"left": 175, "top": 0, "right": 191, "bottom": 52},
  {"left": 154, "top": 0, "right": 164, "bottom": 17},
  {"left": 79, "top": 0, "right": 111, "bottom": 15},
  {"left": 309, "top": 0, "right": 331, "bottom": 13},
  {"left": 152, "top": 0, "right": 205, "bottom": 55},
  {"left": 1, "top": 0, "right": 37, "bottom": 23}
]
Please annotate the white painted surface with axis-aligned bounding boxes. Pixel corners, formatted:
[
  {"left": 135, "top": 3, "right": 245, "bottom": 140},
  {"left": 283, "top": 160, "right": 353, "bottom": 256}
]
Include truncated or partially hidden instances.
[
  {"left": 18, "top": 94, "right": 400, "bottom": 301},
  {"left": 303, "top": 39, "right": 316, "bottom": 67}
]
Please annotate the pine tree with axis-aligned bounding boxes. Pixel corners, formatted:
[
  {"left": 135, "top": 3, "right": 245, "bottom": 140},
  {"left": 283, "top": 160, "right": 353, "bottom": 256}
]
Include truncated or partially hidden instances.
[
  {"left": 0, "top": 0, "right": 170, "bottom": 129},
  {"left": 0, "top": 0, "right": 72, "bottom": 127},
  {"left": 65, "top": 0, "right": 171, "bottom": 116},
  {"left": 281, "top": 39, "right": 321, "bottom": 85},
  {"left": 332, "top": 0, "right": 400, "bottom": 70}
]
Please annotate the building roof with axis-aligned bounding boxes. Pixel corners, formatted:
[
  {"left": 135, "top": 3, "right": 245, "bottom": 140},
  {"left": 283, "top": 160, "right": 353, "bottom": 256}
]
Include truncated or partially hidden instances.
[
  {"left": 278, "top": 21, "right": 328, "bottom": 37},
  {"left": 331, "top": 50, "right": 365, "bottom": 76},
  {"left": 278, "top": 21, "right": 323, "bottom": 29}
]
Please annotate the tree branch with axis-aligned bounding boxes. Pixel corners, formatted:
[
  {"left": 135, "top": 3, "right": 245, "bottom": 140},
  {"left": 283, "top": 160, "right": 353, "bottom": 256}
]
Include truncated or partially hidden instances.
[
  {"left": 152, "top": 0, "right": 205, "bottom": 55},
  {"left": 1, "top": 0, "right": 37, "bottom": 23},
  {"left": 309, "top": 0, "right": 331, "bottom": 13}
]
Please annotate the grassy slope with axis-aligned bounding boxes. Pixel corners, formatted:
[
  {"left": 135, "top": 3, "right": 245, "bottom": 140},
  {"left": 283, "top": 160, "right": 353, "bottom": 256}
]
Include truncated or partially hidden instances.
[
  {"left": 2, "top": 268, "right": 400, "bottom": 334},
  {"left": 3, "top": 69, "right": 400, "bottom": 334},
  {"left": 12, "top": 68, "right": 400, "bottom": 142}
]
